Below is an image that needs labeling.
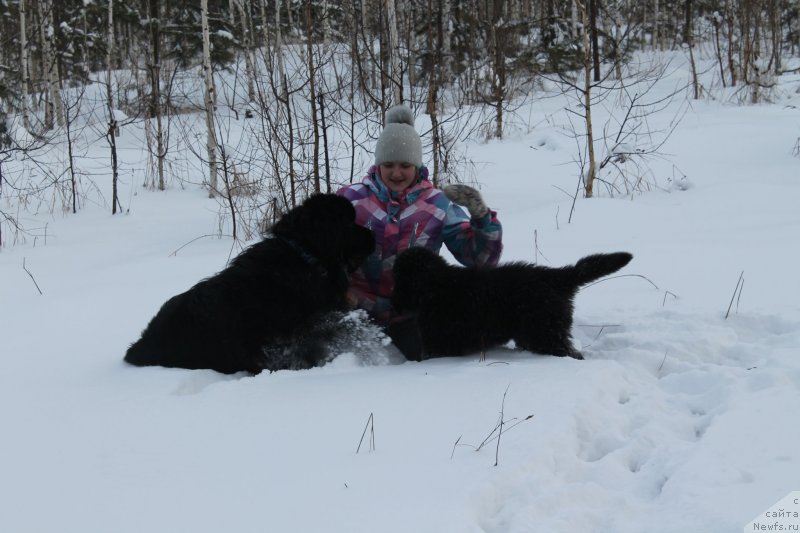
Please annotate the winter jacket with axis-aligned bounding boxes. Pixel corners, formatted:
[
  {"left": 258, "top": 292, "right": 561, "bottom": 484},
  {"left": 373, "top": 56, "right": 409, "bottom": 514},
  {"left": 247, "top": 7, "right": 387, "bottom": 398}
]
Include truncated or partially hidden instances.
[{"left": 337, "top": 165, "right": 503, "bottom": 325}]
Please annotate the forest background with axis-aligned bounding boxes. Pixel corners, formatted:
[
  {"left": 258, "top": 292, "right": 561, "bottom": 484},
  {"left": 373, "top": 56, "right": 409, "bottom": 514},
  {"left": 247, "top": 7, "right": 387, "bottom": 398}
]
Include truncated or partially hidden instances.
[{"left": 1, "top": 0, "right": 799, "bottom": 245}]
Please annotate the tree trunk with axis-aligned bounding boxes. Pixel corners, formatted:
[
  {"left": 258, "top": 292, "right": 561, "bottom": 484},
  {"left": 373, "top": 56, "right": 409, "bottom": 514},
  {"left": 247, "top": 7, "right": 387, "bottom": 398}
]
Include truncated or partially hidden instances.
[
  {"left": 712, "top": 15, "right": 726, "bottom": 87},
  {"left": 489, "top": 0, "right": 505, "bottom": 139},
  {"left": 768, "top": 0, "right": 781, "bottom": 74},
  {"left": 275, "top": 0, "right": 288, "bottom": 99},
  {"left": 107, "top": 0, "right": 122, "bottom": 214},
  {"left": 319, "top": 93, "right": 331, "bottom": 192},
  {"left": 19, "top": 0, "right": 30, "bottom": 131},
  {"left": 685, "top": 0, "right": 700, "bottom": 99},
  {"left": 589, "top": 0, "right": 601, "bottom": 81},
  {"left": 39, "top": 0, "right": 64, "bottom": 129},
  {"left": 580, "top": 0, "right": 596, "bottom": 198},
  {"left": 148, "top": 0, "right": 165, "bottom": 190},
  {"left": 441, "top": 0, "right": 451, "bottom": 82},
  {"left": 653, "top": 0, "right": 660, "bottom": 50},
  {"left": 726, "top": 0, "right": 737, "bottom": 86},
  {"left": 427, "top": 0, "right": 440, "bottom": 184},
  {"left": 257, "top": 0, "right": 277, "bottom": 78},
  {"left": 305, "top": 0, "right": 320, "bottom": 193},
  {"left": 107, "top": 0, "right": 119, "bottom": 138},
  {"left": 385, "top": 0, "right": 403, "bottom": 104},
  {"left": 273, "top": 0, "right": 295, "bottom": 207},
  {"left": 234, "top": 0, "right": 257, "bottom": 103},
  {"left": 571, "top": 0, "right": 579, "bottom": 44},
  {"left": 201, "top": 0, "right": 219, "bottom": 197}
]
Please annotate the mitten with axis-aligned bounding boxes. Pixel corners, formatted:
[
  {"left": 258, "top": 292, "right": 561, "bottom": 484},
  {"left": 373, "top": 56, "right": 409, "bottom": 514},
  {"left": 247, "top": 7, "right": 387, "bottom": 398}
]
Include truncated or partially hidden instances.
[{"left": 443, "top": 184, "right": 490, "bottom": 219}]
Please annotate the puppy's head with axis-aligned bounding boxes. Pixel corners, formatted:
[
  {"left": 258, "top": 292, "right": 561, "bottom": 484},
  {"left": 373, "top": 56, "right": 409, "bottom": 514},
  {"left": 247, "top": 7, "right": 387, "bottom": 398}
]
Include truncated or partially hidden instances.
[
  {"left": 391, "top": 247, "right": 446, "bottom": 313},
  {"left": 272, "top": 194, "right": 374, "bottom": 269}
]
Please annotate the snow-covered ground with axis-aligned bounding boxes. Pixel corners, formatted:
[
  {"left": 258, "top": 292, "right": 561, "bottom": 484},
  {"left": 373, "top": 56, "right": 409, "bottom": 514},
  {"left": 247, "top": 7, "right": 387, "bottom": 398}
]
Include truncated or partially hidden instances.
[{"left": 1, "top": 53, "right": 799, "bottom": 532}]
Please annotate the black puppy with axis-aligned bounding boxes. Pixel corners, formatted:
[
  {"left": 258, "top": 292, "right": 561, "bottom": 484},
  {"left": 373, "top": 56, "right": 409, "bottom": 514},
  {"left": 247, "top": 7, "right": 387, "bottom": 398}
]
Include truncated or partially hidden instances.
[
  {"left": 391, "top": 248, "right": 633, "bottom": 360},
  {"left": 124, "top": 194, "right": 374, "bottom": 374}
]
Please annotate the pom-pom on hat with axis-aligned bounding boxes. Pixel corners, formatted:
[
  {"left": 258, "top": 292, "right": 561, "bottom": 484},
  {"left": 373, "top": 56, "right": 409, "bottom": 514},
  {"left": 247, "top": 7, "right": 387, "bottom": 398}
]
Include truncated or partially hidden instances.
[{"left": 374, "top": 104, "right": 423, "bottom": 168}]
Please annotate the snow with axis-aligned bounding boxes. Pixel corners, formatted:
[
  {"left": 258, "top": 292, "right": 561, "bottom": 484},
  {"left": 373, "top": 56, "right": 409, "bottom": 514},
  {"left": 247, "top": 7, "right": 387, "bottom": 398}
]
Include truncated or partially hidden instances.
[{"left": 1, "top": 53, "right": 800, "bottom": 532}]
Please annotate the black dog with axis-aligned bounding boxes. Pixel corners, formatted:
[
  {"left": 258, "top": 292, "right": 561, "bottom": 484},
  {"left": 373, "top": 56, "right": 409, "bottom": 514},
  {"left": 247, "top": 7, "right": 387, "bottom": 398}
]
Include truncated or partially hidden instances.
[
  {"left": 391, "top": 248, "right": 633, "bottom": 360},
  {"left": 124, "top": 194, "right": 374, "bottom": 374}
]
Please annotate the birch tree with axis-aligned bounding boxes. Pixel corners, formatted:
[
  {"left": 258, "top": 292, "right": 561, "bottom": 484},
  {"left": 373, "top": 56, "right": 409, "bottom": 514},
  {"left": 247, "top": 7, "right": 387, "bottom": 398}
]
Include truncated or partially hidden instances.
[
  {"left": 234, "top": 0, "right": 257, "bottom": 104},
  {"left": 305, "top": 0, "right": 321, "bottom": 192},
  {"left": 19, "top": 0, "right": 30, "bottom": 130},
  {"left": 146, "top": 0, "right": 166, "bottom": 190},
  {"left": 488, "top": 0, "right": 506, "bottom": 139},
  {"left": 201, "top": 0, "right": 219, "bottom": 197},
  {"left": 39, "top": 0, "right": 65, "bottom": 130},
  {"left": 579, "top": 0, "right": 597, "bottom": 197},
  {"left": 106, "top": 0, "right": 122, "bottom": 214},
  {"left": 385, "top": 0, "right": 402, "bottom": 104}
]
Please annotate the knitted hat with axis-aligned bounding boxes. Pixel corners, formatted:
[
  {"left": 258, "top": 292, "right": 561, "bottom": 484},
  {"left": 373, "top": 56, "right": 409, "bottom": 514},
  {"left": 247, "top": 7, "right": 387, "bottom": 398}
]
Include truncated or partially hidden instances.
[{"left": 374, "top": 105, "right": 422, "bottom": 167}]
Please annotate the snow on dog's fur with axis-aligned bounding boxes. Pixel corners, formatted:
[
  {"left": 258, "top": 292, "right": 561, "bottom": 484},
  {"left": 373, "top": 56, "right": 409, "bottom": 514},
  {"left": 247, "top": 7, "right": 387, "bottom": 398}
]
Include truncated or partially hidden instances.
[
  {"left": 262, "top": 309, "right": 399, "bottom": 370},
  {"left": 124, "top": 194, "right": 375, "bottom": 374}
]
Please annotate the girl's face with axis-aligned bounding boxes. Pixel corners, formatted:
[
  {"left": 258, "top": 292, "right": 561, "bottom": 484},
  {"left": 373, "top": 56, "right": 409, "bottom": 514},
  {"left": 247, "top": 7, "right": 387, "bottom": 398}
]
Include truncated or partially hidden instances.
[{"left": 378, "top": 162, "right": 418, "bottom": 194}]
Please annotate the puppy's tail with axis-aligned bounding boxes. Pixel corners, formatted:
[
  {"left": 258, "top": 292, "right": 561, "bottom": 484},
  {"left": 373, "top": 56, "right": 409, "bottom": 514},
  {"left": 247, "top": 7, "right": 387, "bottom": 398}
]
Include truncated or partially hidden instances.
[{"left": 572, "top": 252, "right": 633, "bottom": 286}]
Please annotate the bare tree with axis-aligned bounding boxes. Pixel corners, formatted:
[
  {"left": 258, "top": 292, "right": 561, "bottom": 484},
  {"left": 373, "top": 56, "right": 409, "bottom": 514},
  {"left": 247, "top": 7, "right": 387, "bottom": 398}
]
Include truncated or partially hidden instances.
[
  {"left": 147, "top": 0, "right": 166, "bottom": 190},
  {"left": 19, "top": 0, "right": 30, "bottom": 131},
  {"left": 234, "top": 0, "right": 257, "bottom": 104},
  {"left": 426, "top": 0, "right": 442, "bottom": 182},
  {"left": 39, "top": 0, "right": 64, "bottom": 130},
  {"left": 487, "top": 0, "right": 506, "bottom": 139},
  {"left": 305, "top": 0, "right": 321, "bottom": 192},
  {"left": 385, "top": 0, "right": 403, "bottom": 104},
  {"left": 61, "top": 86, "right": 87, "bottom": 214},
  {"left": 544, "top": 1, "right": 685, "bottom": 202},
  {"left": 106, "top": 0, "right": 124, "bottom": 214},
  {"left": 685, "top": 0, "right": 701, "bottom": 99},
  {"left": 580, "top": 0, "right": 598, "bottom": 197},
  {"left": 201, "top": 0, "right": 220, "bottom": 197}
]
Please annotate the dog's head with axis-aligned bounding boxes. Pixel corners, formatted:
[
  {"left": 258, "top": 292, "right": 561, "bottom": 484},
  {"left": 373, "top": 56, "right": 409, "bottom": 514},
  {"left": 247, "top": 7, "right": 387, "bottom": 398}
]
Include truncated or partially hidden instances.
[
  {"left": 391, "top": 247, "right": 447, "bottom": 313},
  {"left": 272, "top": 194, "right": 374, "bottom": 271}
]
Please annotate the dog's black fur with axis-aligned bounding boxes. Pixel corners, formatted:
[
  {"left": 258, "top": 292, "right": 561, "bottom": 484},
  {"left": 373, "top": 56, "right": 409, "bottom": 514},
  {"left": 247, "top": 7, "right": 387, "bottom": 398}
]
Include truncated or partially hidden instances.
[
  {"left": 124, "top": 194, "right": 374, "bottom": 374},
  {"left": 391, "top": 248, "right": 633, "bottom": 360}
]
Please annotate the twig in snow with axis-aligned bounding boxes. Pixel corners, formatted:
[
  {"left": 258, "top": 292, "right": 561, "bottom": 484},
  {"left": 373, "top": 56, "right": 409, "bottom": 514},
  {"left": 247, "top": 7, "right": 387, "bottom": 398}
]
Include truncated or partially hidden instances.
[
  {"left": 658, "top": 350, "right": 669, "bottom": 373},
  {"left": 471, "top": 385, "right": 536, "bottom": 467},
  {"left": 662, "top": 291, "right": 678, "bottom": 306},
  {"left": 356, "top": 412, "right": 375, "bottom": 454},
  {"left": 169, "top": 233, "right": 233, "bottom": 257},
  {"left": 533, "top": 230, "right": 550, "bottom": 265},
  {"left": 450, "top": 436, "right": 462, "bottom": 460},
  {"left": 724, "top": 271, "right": 745, "bottom": 319},
  {"left": 576, "top": 323, "right": 621, "bottom": 349},
  {"left": 475, "top": 414, "right": 536, "bottom": 453},
  {"left": 577, "top": 323, "right": 622, "bottom": 334},
  {"left": 594, "top": 325, "right": 608, "bottom": 339},
  {"left": 23, "top": 258, "right": 43, "bottom": 295},
  {"left": 494, "top": 386, "right": 509, "bottom": 467},
  {"left": 584, "top": 273, "right": 660, "bottom": 290},
  {"left": 555, "top": 205, "right": 560, "bottom": 230},
  {"left": 452, "top": 389, "right": 535, "bottom": 462},
  {"left": 568, "top": 171, "right": 582, "bottom": 224}
]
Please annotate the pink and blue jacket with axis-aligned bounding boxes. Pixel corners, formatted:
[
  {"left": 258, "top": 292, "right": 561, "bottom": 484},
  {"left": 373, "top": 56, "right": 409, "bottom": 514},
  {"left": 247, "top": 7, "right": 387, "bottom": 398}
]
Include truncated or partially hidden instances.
[{"left": 337, "top": 165, "right": 503, "bottom": 325}]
